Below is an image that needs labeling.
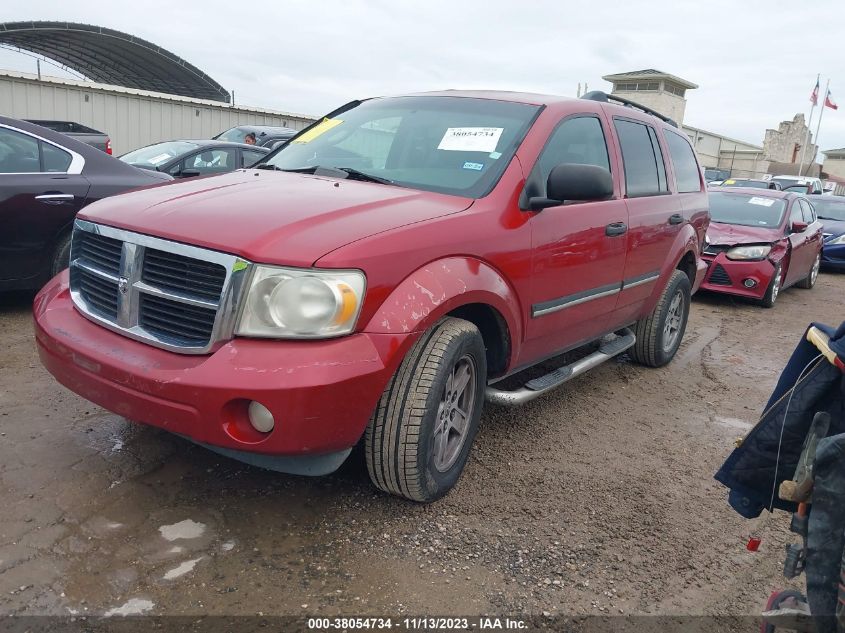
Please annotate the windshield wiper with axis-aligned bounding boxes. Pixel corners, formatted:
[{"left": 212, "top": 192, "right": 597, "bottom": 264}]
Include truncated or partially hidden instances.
[
  {"left": 334, "top": 167, "right": 396, "bottom": 186},
  {"left": 817, "top": 216, "right": 841, "bottom": 221},
  {"left": 254, "top": 163, "right": 284, "bottom": 171}
]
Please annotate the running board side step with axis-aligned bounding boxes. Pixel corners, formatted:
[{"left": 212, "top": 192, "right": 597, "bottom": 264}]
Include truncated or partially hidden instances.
[{"left": 485, "top": 328, "right": 636, "bottom": 406}]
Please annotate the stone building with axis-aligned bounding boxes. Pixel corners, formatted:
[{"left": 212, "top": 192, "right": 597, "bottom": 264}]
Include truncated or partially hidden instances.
[
  {"left": 763, "top": 114, "right": 817, "bottom": 166},
  {"left": 602, "top": 69, "right": 822, "bottom": 179},
  {"left": 602, "top": 69, "right": 697, "bottom": 125},
  {"left": 821, "top": 148, "right": 845, "bottom": 179}
]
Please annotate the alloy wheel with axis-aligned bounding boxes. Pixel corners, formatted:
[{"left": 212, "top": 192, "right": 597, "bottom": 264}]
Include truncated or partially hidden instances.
[
  {"left": 662, "top": 290, "right": 685, "bottom": 353},
  {"left": 433, "top": 355, "right": 477, "bottom": 472}
]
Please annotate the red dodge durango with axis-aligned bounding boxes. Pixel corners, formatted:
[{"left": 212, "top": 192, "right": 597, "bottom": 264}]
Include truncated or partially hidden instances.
[{"left": 34, "top": 90, "right": 709, "bottom": 501}]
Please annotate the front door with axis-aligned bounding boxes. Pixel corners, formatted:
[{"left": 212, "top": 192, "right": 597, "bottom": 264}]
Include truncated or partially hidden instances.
[
  {"left": 0, "top": 126, "right": 89, "bottom": 283},
  {"left": 522, "top": 114, "right": 628, "bottom": 362}
]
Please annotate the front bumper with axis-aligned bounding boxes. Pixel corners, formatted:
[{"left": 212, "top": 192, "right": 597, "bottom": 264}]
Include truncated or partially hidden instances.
[
  {"left": 699, "top": 253, "right": 776, "bottom": 300},
  {"left": 821, "top": 243, "right": 845, "bottom": 270},
  {"left": 34, "top": 273, "right": 415, "bottom": 473}
]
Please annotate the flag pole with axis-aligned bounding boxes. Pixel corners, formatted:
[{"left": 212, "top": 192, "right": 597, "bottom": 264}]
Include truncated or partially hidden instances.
[
  {"left": 807, "top": 80, "right": 831, "bottom": 176},
  {"left": 798, "top": 73, "right": 820, "bottom": 177}
]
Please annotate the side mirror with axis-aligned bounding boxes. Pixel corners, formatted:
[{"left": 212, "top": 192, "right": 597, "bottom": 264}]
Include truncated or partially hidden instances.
[
  {"left": 791, "top": 221, "right": 808, "bottom": 233},
  {"left": 529, "top": 163, "right": 613, "bottom": 211},
  {"left": 180, "top": 169, "right": 201, "bottom": 178}
]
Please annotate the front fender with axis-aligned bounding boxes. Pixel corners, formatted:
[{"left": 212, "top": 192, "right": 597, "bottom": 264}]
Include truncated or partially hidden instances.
[{"left": 362, "top": 257, "right": 523, "bottom": 363}]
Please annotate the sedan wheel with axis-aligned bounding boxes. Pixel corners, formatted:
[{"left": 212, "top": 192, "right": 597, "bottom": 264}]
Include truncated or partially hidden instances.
[
  {"left": 798, "top": 252, "right": 821, "bottom": 289},
  {"left": 761, "top": 264, "right": 783, "bottom": 308}
]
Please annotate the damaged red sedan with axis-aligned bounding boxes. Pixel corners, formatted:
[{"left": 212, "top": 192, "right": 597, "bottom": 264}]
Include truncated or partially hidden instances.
[{"left": 701, "top": 188, "right": 823, "bottom": 307}]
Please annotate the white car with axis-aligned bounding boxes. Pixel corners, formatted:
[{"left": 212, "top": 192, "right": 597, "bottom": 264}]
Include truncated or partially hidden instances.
[{"left": 771, "top": 175, "right": 824, "bottom": 195}]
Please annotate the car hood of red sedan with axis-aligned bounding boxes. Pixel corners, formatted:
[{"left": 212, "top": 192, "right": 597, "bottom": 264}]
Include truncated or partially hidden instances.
[
  {"left": 707, "top": 221, "right": 782, "bottom": 246},
  {"left": 78, "top": 170, "right": 473, "bottom": 266}
]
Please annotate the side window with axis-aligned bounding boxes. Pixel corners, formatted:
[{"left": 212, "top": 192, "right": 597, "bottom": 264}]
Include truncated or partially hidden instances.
[
  {"left": 664, "top": 130, "right": 703, "bottom": 193},
  {"left": 185, "top": 148, "right": 237, "bottom": 174},
  {"left": 647, "top": 127, "right": 668, "bottom": 192},
  {"left": 0, "top": 127, "right": 40, "bottom": 173},
  {"left": 241, "top": 149, "right": 265, "bottom": 167},
  {"left": 800, "top": 199, "right": 815, "bottom": 223},
  {"left": 41, "top": 142, "right": 72, "bottom": 172},
  {"left": 789, "top": 201, "right": 804, "bottom": 226},
  {"left": 613, "top": 119, "right": 667, "bottom": 197},
  {"left": 535, "top": 116, "right": 610, "bottom": 191}
]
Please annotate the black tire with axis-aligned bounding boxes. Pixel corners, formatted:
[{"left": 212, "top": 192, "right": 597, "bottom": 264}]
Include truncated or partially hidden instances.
[
  {"left": 796, "top": 251, "right": 820, "bottom": 289},
  {"left": 51, "top": 233, "right": 72, "bottom": 277},
  {"left": 761, "top": 263, "right": 783, "bottom": 308},
  {"left": 629, "top": 270, "right": 691, "bottom": 368},
  {"left": 365, "top": 317, "right": 487, "bottom": 502}
]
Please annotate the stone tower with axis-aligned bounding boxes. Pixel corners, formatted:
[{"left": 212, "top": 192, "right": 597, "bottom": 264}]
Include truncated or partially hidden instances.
[{"left": 602, "top": 69, "right": 698, "bottom": 125}]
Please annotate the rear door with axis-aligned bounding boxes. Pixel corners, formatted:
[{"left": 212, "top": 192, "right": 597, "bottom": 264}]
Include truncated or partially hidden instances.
[
  {"left": 0, "top": 125, "right": 90, "bottom": 283},
  {"left": 524, "top": 114, "right": 628, "bottom": 358},
  {"left": 611, "top": 117, "right": 683, "bottom": 321}
]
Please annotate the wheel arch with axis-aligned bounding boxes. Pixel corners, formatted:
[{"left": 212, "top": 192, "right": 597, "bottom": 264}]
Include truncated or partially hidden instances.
[{"left": 362, "top": 256, "right": 522, "bottom": 374}]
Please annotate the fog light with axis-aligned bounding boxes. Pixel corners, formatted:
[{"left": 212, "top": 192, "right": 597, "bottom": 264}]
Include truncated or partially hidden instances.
[
  {"left": 247, "top": 401, "right": 275, "bottom": 433},
  {"left": 743, "top": 278, "right": 757, "bottom": 288}
]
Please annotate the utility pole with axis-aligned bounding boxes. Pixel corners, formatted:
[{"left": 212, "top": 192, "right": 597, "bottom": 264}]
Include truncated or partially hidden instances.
[{"left": 798, "top": 73, "right": 820, "bottom": 177}]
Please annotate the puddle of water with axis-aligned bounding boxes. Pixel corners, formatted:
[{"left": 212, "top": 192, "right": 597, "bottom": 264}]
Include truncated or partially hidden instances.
[
  {"left": 159, "top": 519, "right": 206, "bottom": 541},
  {"left": 104, "top": 598, "right": 154, "bottom": 616},
  {"left": 163, "top": 557, "right": 203, "bottom": 580},
  {"left": 713, "top": 416, "right": 753, "bottom": 431}
]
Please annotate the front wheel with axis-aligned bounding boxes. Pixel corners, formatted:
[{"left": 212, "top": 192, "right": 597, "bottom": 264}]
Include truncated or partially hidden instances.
[
  {"left": 629, "top": 270, "right": 691, "bottom": 368},
  {"left": 760, "top": 263, "right": 783, "bottom": 308},
  {"left": 365, "top": 317, "right": 487, "bottom": 502}
]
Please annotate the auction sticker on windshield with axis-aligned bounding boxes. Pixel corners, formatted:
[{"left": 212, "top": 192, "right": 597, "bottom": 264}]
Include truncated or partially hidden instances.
[
  {"left": 438, "top": 127, "right": 503, "bottom": 153},
  {"left": 748, "top": 197, "right": 775, "bottom": 207},
  {"left": 292, "top": 118, "right": 343, "bottom": 144}
]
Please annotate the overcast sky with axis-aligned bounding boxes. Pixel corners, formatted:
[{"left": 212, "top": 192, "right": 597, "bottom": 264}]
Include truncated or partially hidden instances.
[{"left": 2, "top": 0, "right": 844, "bottom": 152}]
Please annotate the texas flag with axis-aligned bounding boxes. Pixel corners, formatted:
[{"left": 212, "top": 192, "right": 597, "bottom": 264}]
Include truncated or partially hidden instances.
[
  {"left": 811, "top": 78, "right": 820, "bottom": 105},
  {"left": 825, "top": 90, "right": 839, "bottom": 110}
]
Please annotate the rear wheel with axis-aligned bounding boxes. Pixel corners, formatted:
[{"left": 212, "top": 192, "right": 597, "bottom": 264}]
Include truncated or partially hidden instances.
[
  {"left": 761, "top": 264, "right": 783, "bottom": 308},
  {"left": 796, "top": 251, "right": 820, "bottom": 289},
  {"left": 51, "top": 233, "right": 72, "bottom": 277},
  {"left": 629, "top": 270, "right": 691, "bottom": 368},
  {"left": 365, "top": 317, "right": 487, "bottom": 502}
]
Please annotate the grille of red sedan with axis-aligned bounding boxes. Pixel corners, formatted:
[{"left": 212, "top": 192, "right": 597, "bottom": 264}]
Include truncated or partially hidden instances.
[
  {"left": 708, "top": 263, "right": 732, "bottom": 286},
  {"left": 68, "top": 222, "right": 241, "bottom": 353}
]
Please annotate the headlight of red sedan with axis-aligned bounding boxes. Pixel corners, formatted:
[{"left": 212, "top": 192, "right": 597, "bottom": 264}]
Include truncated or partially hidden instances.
[{"left": 726, "top": 245, "right": 772, "bottom": 261}]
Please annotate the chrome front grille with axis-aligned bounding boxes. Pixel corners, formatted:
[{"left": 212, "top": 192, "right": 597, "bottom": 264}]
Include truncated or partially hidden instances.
[{"left": 69, "top": 220, "right": 251, "bottom": 354}]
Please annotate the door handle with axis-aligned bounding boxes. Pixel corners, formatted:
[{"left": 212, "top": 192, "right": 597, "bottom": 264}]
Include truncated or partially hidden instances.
[
  {"left": 35, "top": 193, "right": 75, "bottom": 202},
  {"left": 668, "top": 213, "right": 684, "bottom": 225},
  {"left": 605, "top": 222, "right": 628, "bottom": 237}
]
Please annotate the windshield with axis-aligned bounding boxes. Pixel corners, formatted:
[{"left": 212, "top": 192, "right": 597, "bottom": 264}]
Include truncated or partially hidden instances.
[
  {"left": 120, "top": 141, "right": 198, "bottom": 167},
  {"left": 709, "top": 192, "right": 787, "bottom": 227},
  {"left": 216, "top": 127, "right": 251, "bottom": 143},
  {"left": 812, "top": 198, "right": 845, "bottom": 221},
  {"left": 263, "top": 96, "right": 540, "bottom": 198},
  {"left": 772, "top": 177, "right": 807, "bottom": 189}
]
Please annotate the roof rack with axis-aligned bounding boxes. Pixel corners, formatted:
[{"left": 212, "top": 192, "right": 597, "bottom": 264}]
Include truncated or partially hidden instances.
[{"left": 581, "top": 91, "right": 678, "bottom": 128}]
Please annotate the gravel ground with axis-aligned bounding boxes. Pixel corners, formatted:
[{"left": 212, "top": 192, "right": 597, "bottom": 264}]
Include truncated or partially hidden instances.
[{"left": 1, "top": 272, "right": 843, "bottom": 623}]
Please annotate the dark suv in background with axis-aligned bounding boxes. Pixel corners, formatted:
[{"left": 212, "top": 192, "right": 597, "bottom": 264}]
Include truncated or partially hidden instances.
[
  {"left": 25, "top": 120, "right": 112, "bottom": 155},
  {"left": 214, "top": 125, "right": 297, "bottom": 148}
]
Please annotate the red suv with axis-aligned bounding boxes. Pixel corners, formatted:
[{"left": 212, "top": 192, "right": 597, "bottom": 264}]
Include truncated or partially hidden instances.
[{"left": 34, "top": 90, "right": 709, "bottom": 502}]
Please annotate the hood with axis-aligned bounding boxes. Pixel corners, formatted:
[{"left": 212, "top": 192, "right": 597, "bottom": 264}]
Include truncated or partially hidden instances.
[
  {"left": 820, "top": 218, "right": 845, "bottom": 237},
  {"left": 706, "top": 221, "right": 782, "bottom": 246},
  {"left": 79, "top": 170, "right": 473, "bottom": 266}
]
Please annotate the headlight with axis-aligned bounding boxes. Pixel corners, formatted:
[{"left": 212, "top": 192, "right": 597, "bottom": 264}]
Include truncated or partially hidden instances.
[
  {"left": 725, "top": 245, "right": 772, "bottom": 261},
  {"left": 236, "top": 265, "right": 366, "bottom": 338},
  {"left": 827, "top": 234, "right": 845, "bottom": 245}
]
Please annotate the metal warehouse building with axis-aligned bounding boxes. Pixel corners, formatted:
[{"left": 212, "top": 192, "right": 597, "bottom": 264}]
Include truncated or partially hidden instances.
[
  {"left": 0, "top": 21, "right": 315, "bottom": 154},
  {"left": 0, "top": 70, "right": 315, "bottom": 155}
]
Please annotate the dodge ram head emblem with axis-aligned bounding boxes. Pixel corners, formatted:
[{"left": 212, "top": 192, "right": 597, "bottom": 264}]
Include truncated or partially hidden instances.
[{"left": 118, "top": 277, "right": 129, "bottom": 294}]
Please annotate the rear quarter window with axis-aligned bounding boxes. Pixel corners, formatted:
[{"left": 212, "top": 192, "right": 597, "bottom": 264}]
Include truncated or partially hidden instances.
[
  {"left": 613, "top": 118, "right": 668, "bottom": 197},
  {"left": 664, "top": 130, "right": 702, "bottom": 193}
]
